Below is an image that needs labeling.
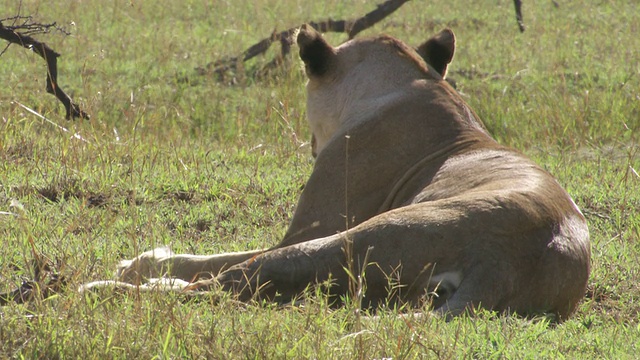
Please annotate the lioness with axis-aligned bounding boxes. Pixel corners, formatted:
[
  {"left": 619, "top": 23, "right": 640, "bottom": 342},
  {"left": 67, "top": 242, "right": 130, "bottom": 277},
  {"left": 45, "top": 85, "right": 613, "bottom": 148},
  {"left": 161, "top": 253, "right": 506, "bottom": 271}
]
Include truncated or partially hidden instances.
[{"left": 83, "top": 25, "right": 590, "bottom": 320}]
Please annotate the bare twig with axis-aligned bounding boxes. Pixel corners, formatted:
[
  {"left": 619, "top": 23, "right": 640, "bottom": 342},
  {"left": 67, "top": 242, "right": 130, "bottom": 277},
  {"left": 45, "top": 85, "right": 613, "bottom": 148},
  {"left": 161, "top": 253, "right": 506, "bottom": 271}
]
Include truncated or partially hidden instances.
[
  {"left": 15, "top": 101, "right": 90, "bottom": 143},
  {"left": 1, "top": 14, "right": 70, "bottom": 36},
  {"left": 0, "top": 19, "right": 89, "bottom": 119}
]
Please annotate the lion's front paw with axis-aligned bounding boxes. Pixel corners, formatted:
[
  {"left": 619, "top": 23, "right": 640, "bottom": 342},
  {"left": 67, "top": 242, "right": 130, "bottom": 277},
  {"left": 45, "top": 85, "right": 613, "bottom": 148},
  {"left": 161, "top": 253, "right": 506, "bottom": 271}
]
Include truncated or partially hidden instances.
[{"left": 116, "top": 247, "right": 174, "bottom": 284}]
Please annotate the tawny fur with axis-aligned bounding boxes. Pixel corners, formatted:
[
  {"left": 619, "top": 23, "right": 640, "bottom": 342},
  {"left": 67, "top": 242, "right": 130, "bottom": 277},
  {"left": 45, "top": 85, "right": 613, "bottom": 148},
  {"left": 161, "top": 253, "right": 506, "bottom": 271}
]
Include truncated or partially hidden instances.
[{"left": 82, "top": 25, "right": 590, "bottom": 321}]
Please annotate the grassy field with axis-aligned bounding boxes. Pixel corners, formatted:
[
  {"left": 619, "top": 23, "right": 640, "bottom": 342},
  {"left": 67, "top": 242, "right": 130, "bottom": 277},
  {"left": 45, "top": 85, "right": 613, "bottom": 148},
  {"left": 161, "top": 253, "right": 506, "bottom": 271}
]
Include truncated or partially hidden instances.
[{"left": 1, "top": 0, "right": 639, "bottom": 358}]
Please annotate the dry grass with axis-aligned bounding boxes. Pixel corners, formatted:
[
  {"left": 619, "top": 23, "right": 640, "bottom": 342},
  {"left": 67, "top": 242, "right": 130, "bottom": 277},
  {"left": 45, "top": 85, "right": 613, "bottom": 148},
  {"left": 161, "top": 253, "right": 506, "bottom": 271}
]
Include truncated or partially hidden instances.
[{"left": 1, "top": 0, "right": 639, "bottom": 358}]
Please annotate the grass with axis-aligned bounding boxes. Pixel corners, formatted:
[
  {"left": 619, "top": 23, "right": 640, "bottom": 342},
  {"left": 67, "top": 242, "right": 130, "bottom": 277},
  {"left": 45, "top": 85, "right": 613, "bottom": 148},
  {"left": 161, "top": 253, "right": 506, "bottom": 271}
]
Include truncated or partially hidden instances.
[{"left": 1, "top": 0, "right": 640, "bottom": 358}]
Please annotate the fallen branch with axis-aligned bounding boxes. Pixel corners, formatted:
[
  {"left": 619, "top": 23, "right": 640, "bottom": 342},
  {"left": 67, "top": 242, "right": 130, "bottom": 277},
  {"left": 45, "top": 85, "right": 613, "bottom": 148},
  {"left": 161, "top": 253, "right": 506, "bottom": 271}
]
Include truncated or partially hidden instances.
[
  {"left": 0, "top": 18, "right": 89, "bottom": 119},
  {"left": 197, "top": 0, "right": 530, "bottom": 81},
  {"left": 310, "top": 0, "right": 411, "bottom": 39},
  {"left": 197, "top": 0, "right": 411, "bottom": 80}
]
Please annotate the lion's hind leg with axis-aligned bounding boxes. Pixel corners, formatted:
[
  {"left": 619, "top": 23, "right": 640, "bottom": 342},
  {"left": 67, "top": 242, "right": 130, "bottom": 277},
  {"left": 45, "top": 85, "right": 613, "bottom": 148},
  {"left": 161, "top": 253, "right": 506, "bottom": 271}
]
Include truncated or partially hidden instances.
[
  {"left": 430, "top": 266, "right": 516, "bottom": 319},
  {"left": 80, "top": 247, "right": 265, "bottom": 294},
  {"left": 116, "top": 247, "right": 176, "bottom": 285},
  {"left": 115, "top": 247, "right": 265, "bottom": 285},
  {"left": 78, "top": 277, "right": 192, "bottom": 294}
]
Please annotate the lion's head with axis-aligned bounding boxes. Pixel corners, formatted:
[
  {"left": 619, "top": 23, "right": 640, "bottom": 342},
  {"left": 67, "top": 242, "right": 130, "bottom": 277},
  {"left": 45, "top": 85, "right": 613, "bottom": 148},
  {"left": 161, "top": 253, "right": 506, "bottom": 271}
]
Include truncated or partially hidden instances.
[{"left": 297, "top": 25, "right": 456, "bottom": 157}]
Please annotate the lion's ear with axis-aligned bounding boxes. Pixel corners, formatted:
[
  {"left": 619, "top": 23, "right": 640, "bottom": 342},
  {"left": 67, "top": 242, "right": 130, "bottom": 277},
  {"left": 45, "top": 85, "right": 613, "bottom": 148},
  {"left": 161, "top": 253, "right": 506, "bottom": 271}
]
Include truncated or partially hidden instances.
[
  {"left": 297, "top": 24, "right": 336, "bottom": 77},
  {"left": 416, "top": 29, "right": 455, "bottom": 78}
]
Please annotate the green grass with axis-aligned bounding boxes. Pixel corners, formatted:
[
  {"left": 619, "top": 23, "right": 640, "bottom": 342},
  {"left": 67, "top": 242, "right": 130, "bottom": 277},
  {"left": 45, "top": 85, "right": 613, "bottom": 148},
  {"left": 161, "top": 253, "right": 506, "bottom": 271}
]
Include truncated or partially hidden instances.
[{"left": 1, "top": 0, "right": 640, "bottom": 358}]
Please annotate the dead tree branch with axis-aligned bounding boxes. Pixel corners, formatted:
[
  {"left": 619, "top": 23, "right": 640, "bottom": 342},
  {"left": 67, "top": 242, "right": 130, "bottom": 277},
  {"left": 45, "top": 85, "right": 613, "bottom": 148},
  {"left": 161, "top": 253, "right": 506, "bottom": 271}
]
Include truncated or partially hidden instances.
[
  {"left": 197, "top": 0, "right": 411, "bottom": 80},
  {"left": 197, "top": 0, "right": 529, "bottom": 81},
  {"left": 0, "top": 17, "right": 89, "bottom": 119},
  {"left": 513, "top": 0, "right": 525, "bottom": 32},
  {"left": 309, "top": 0, "right": 411, "bottom": 39}
]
